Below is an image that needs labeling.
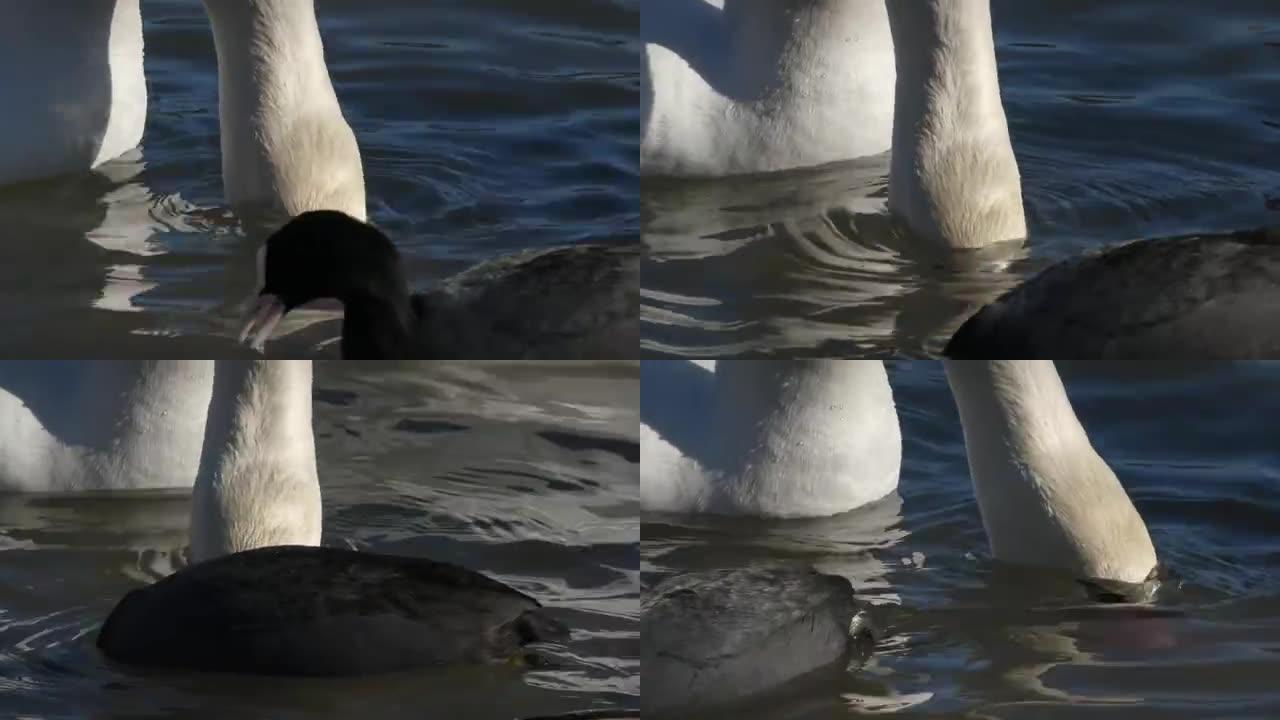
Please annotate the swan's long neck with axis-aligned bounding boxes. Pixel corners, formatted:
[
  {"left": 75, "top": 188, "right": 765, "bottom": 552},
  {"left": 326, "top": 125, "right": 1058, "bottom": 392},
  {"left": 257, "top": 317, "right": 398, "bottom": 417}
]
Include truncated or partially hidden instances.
[
  {"left": 886, "top": 1, "right": 1025, "bottom": 249},
  {"left": 706, "top": 360, "right": 901, "bottom": 517},
  {"left": 944, "top": 361, "right": 1156, "bottom": 583},
  {"left": 202, "top": 0, "right": 366, "bottom": 224},
  {"left": 190, "top": 360, "right": 321, "bottom": 564}
]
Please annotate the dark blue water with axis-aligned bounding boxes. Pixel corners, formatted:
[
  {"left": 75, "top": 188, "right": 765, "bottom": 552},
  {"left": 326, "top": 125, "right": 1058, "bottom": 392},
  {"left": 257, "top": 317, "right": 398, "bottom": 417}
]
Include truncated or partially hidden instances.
[
  {"left": 0, "top": 0, "right": 638, "bottom": 356},
  {"left": 641, "top": 1, "right": 1280, "bottom": 356},
  {"left": 643, "top": 361, "right": 1280, "bottom": 717}
]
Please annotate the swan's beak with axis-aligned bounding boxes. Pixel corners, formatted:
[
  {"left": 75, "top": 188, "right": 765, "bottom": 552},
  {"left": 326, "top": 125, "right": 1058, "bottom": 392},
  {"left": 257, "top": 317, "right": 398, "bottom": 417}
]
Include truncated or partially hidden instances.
[{"left": 238, "top": 294, "right": 287, "bottom": 351}]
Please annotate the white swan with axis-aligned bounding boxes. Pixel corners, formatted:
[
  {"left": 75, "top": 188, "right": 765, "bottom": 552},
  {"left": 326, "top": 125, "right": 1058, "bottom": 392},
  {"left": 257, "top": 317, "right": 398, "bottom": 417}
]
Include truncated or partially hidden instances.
[
  {"left": 203, "top": 0, "right": 367, "bottom": 224},
  {"left": 0, "top": 360, "right": 314, "bottom": 504},
  {"left": 643, "top": 0, "right": 1025, "bottom": 248},
  {"left": 0, "top": 362, "right": 214, "bottom": 493},
  {"left": 0, "top": 361, "right": 314, "bottom": 559},
  {"left": 641, "top": 0, "right": 896, "bottom": 176},
  {"left": 643, "top": 359, "right": 1156, "bottom": 583},
  {"left": 641, "top": 359, "right": 902, "bottom": 517},
  {"left": 945, "top": 360, "right": 1157, "bottom": 583},
  {"left": 0, "top": 1, "right": 146, "bottom": 185},
  {"left": 0, "top": 0, "right": 366, "bottom": 227}
]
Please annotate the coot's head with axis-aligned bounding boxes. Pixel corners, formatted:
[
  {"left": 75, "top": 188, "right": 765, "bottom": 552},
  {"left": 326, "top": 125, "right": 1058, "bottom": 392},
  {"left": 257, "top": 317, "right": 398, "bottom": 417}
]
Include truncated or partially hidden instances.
[{"left": 239, "top": 210, "right": 407, "bottom": 350}]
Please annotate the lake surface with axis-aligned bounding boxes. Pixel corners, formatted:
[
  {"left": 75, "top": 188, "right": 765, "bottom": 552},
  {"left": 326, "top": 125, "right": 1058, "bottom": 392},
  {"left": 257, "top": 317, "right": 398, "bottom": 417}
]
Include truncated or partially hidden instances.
[
  {"left": 641, "top": 1, "right": 1280, "bottom": 357},
  {"left": 0, "top": 0, "right": 638, "bottom": 357},
  {"left": 0, "top": 361, "right": 639, "bottom": 719},
  {"left": 643, "top": 360, "right": 1280, "bottom": 718}
]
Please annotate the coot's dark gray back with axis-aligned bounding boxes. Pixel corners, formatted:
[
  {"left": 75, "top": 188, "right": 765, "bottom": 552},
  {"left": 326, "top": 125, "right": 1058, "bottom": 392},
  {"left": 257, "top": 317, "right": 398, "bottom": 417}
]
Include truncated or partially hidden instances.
[
  {"left": 946, "top": 229, "right": 1280, "bottom": 359},
  {"left": 98, "top": 545, "right": 566, "bottom": 675},
  {"left": 642, "top": 567, "right": 872, "bottom": 715},
  {"left": 416, "top": 244, "right": 639, "bottom": 359}
]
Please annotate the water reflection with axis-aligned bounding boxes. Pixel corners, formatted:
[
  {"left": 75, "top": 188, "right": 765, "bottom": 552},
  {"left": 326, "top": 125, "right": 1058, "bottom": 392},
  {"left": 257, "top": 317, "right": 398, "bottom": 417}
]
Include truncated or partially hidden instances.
[{"left": 0, "top": 150, "right": 263, "bottom": 356}]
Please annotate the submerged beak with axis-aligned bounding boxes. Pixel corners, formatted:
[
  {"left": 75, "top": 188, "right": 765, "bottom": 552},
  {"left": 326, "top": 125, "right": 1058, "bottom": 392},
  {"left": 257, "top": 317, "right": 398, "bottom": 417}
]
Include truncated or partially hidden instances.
[{"left": 238, "top": 294, "right": 287, "bottom": 351}]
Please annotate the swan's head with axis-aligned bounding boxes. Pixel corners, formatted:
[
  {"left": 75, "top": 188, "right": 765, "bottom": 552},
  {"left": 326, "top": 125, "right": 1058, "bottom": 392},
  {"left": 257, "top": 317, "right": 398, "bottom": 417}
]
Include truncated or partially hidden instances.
[{"left": 239, "top": 210, "right": 407, "bottom": 350}]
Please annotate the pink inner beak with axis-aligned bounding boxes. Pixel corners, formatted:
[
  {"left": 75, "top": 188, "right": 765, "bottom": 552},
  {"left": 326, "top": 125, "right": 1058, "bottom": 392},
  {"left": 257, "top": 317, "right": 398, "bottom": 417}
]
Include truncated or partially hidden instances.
[{"left": 238, "top": 295, "right": 287, "bottom": 352}]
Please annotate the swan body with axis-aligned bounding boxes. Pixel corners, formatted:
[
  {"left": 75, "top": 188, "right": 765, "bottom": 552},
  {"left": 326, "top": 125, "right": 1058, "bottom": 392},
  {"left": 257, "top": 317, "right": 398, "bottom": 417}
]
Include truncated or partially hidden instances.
[
  {"left": 101, "top": 359, "right": 565, "bottom": 675},
  {"left": 203, "top": 0, "right": 366, "bottom": 223},
  {"left": 944, "top": 361, "right": 1157, "bottom": 584},
  {"left": 641, "top": 0, "right": 895, "bottom": 176},
  {"left": 0, "top": 1, "right": 146, "bottom": 185},
  {"left": 0, "top": 362, "right": 213, "bottom": 493},
  {"left": 641, "top": 360, "right": 901, "bottom": 517},
  {"left": 643, "top": 0, "right": 1025, "bottom": 248},
  {"left": 945, "top": 228, "right": 1280, "bottom": 358},
  {"left": 642, "top": 566, "right": 873, "bottom": 715}
]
